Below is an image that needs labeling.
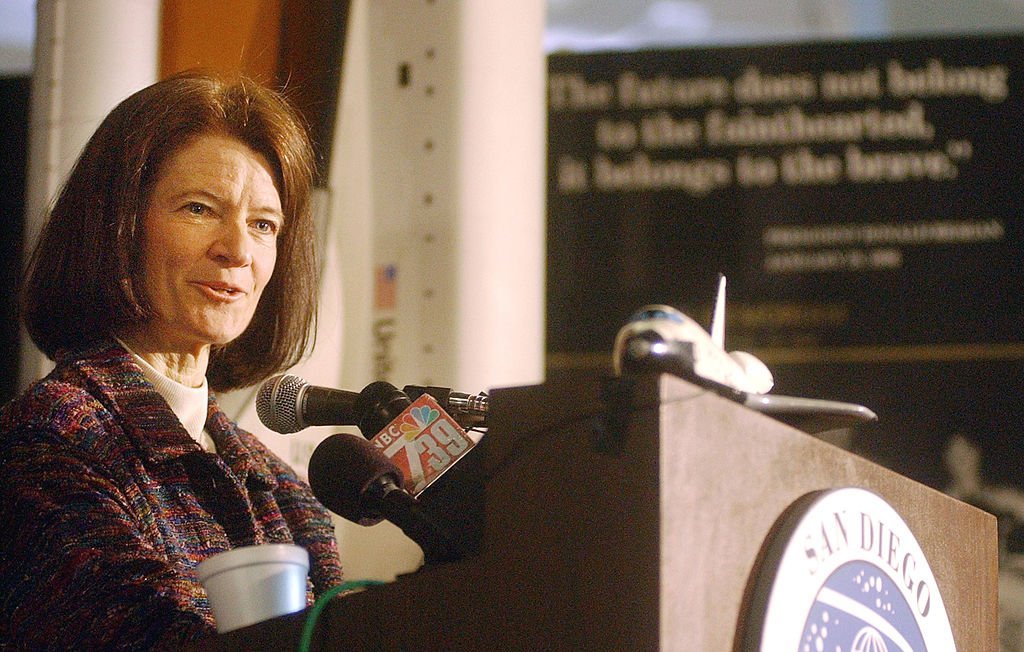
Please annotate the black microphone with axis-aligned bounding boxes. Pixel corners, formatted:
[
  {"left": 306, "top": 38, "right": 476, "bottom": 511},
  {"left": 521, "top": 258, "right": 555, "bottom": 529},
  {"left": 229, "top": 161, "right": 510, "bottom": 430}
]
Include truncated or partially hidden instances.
[
  {"left": 353, "top": 381, "right": 412, "bottom": 437},
  {"left": 307, "top": 433, "right": 464, "bottom": 564},
  {"left": 352, "top": 381, "right": 481, "bottom": 496},
  {"left": 353, "top": 383, "right": 487, "bottom": 558},
  {"left": 256, "top": 374, "right": 360, "bottom": 434}
]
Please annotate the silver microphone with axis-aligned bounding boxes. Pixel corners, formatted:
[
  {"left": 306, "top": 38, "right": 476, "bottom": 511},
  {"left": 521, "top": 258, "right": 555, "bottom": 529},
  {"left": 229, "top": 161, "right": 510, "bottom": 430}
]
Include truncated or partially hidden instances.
[{"left": 256, "top": 374, "right": 360, "bottom": 434}]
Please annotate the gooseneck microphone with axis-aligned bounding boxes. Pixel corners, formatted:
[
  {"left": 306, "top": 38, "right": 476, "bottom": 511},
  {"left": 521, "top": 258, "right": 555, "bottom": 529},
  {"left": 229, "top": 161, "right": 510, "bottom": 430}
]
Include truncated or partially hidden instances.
[
  {"left": 256, "top": 374, "right": 360, "bottom": 434},
  {"left": 307, "top": 434, "right": 464, "bottom": 564}
]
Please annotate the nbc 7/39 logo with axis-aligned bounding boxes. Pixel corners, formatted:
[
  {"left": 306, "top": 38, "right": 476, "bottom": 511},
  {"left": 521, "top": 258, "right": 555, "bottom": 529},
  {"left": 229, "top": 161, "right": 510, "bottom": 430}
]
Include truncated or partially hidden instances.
[{"left": 370, "top": 394, "right": 476, "bottom": 495}]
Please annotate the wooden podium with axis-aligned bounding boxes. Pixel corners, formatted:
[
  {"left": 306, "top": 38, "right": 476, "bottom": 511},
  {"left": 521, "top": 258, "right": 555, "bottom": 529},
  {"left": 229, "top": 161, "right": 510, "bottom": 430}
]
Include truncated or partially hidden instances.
[{"left": 205, "top": 373, "right": 998, "bottom": 650}]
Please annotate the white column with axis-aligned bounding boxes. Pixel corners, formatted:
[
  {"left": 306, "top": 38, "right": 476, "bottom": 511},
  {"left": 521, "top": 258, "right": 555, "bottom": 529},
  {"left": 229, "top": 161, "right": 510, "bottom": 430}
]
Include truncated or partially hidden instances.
[
  {"left": 318, "top": 0, "right": 547, "bottom": 581},
  {"left": 453, "top": 2, "right": 547, "bottom": 393},
  {"left": 20, "top": 0, "right": 159, "bottom": 389},
  {"left": 351, "top": 0, "right": 547, "bottom": 394}
]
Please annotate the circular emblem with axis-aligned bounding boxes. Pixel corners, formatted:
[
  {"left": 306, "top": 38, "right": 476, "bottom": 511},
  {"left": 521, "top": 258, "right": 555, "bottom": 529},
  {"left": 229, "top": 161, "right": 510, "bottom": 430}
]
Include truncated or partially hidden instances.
[{"left": 742, "top": 487, "right": 956, "bottom": 651}]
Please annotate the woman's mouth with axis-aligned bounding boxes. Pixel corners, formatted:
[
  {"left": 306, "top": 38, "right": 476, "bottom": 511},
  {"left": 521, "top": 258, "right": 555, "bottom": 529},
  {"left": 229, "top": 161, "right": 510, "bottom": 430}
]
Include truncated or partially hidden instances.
[{"left": 196, "top": 281, "right": 246, "bottom": 300}]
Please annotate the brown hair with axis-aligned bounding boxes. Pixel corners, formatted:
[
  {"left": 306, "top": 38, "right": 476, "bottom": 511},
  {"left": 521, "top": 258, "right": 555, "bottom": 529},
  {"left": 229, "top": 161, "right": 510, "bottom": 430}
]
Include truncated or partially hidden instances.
[{"left": 21, "top": 71, "right": 319, "bottom": 391}]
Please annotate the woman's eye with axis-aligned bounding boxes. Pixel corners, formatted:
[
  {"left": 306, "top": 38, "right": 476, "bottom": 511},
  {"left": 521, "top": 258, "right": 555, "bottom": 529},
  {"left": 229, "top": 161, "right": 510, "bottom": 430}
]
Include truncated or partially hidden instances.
[
  {"left": 253, "top": 219, "right": 279, "bottom": 235},
  {"left": 185, "top": 202, "right": 207, "bottom": 215}
]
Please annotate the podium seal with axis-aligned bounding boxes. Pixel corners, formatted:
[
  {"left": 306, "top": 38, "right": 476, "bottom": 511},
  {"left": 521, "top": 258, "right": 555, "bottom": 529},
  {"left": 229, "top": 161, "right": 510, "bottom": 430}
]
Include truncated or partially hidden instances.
[{"left": 742, "top": 487, "right": 956, "bottom": 651}]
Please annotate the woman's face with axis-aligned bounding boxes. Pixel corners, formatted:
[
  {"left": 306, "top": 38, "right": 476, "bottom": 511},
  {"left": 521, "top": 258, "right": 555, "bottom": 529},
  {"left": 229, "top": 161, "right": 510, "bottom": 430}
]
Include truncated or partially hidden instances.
[{"left": 135, "top": 133, "right": 283, "bottom": 357}]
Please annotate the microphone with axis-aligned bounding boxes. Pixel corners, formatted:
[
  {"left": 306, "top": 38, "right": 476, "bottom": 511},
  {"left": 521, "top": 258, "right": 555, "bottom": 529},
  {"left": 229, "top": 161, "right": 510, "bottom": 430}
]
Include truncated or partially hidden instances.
[
  {"left": 350, "top": 380, "right": 479, "bottom": 495},
  {"left": 256, "top": 375, "right": 490, "bottom": 434},
  {"left": 256, "top": 374, "right": 360, "bottom": 434},
  {"left": 354, "top": 381, "right": 414, "bottom": 437},
  {"left": 353, "top": 381, "right": 490, "bottom": 434},
  {"left": 355, "top": 382, "right": 487, "bottom": 557},
  {"left": 307, "top": 433, "right": 464, "bottom": 563}
]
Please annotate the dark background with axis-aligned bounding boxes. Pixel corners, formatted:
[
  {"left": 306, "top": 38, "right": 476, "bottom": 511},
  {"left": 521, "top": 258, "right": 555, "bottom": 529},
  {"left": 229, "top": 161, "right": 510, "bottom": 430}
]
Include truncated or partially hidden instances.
[{"left": 0, "top": 76, "right": 29, "bottom": 408}]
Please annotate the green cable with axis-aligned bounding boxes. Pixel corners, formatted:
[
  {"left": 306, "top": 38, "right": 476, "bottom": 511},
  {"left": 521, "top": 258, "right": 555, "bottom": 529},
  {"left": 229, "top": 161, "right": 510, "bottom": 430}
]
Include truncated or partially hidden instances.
[{"left": 298, "top": 580, "right": 386, "bottom": 652}]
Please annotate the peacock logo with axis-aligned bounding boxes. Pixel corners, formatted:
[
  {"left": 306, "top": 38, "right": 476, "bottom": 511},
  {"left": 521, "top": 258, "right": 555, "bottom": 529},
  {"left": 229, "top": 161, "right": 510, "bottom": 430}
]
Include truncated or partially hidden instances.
[{"left": 399, "top": 405, "right": 440, "bottom": 441}]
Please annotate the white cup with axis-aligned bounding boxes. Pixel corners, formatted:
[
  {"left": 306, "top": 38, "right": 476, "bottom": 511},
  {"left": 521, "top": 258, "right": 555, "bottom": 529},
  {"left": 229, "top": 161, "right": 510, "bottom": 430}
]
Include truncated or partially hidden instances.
[{"left": 196, "top": 543, "right": 310, "bottom": 633}]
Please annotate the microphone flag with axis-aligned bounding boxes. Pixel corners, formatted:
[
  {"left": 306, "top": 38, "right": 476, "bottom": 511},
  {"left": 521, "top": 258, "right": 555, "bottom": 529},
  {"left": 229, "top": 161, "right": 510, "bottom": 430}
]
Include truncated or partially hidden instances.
[{"left": 368, "top": 392, "right": 477, "bottom": 495}]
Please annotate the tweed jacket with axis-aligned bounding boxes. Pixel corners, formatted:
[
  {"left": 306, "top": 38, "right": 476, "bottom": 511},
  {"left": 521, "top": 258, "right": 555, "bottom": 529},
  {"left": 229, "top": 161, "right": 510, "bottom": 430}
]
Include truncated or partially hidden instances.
[{"left": 0, "top": 341, "right": 344, "bottom": 650}]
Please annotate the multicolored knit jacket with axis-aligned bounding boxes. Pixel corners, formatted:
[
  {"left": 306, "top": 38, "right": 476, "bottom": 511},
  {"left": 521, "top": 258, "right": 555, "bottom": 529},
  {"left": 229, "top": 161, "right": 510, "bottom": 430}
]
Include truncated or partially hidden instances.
[{"left": 0, "top": 341, "right": 344, "bottom": 649}]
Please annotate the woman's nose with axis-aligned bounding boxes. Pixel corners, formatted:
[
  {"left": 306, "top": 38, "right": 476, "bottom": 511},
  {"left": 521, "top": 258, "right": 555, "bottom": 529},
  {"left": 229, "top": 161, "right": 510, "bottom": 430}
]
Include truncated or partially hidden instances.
[{"left": 209, "top": 219, "right": 253, "bottom": 266}]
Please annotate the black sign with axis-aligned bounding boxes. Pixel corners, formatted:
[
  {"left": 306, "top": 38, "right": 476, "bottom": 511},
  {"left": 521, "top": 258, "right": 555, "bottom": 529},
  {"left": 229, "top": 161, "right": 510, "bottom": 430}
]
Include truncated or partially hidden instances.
[
  {"left": 547, "top": 34, "right": 1024, "bottom": 489},
  {"left": 548, "top": 34, "right": 1023, "bottom": 357}
]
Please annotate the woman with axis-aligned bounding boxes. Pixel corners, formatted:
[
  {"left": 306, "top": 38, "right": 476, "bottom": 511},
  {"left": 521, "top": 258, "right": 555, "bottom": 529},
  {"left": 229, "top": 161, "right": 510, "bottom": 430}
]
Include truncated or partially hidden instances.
[{"left": 0, "top": 72, "right": 343, "bottom": 649}]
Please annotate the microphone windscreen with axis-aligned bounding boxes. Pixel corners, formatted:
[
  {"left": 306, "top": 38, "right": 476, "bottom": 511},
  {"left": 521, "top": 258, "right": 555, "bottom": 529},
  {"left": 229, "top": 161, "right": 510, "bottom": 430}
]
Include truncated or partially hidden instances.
[
  {"left": 353, "top": 381, "right": 411, "bottom": 437},
  {"left": 307, "top": 434, "right": 403, "bottom": 525},
  {"left": 256, "top": 374, "right": 305, "bottom": 434}
]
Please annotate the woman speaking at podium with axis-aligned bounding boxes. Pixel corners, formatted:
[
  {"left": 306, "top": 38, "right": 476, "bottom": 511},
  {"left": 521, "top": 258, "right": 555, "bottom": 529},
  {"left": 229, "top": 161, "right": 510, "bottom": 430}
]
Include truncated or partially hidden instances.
[{"left": 0, "top": 72, "right": 343, "bottom": 648}]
